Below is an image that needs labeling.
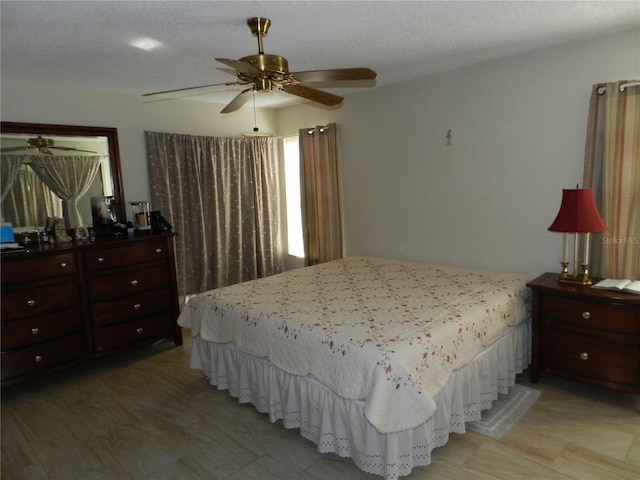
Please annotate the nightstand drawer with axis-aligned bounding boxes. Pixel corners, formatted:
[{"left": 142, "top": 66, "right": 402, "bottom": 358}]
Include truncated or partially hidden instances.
[
  {"left": 541, "top": 294, "right": 639, "bottom": 333},
  {"left": 544, "top": 328, "right": 640, "bottom": 387}
]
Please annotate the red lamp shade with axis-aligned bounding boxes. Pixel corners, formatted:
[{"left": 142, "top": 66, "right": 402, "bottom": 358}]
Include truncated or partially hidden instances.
[{"left": 548, "top": 188, "right": 607, "bottom": 233}]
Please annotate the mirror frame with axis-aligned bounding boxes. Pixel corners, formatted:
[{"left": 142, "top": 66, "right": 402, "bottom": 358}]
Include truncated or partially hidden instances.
[{"left": 1, "top": 121, "right": 127, "bottom": 225}]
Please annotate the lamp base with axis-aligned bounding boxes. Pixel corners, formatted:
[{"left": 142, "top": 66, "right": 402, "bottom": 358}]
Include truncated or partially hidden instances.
[
  {"left": 557, "top": 263, "right": 593, "bottom": 285},
  {"left": 557, "top": 274, "right": 594, "bottom": 285}
]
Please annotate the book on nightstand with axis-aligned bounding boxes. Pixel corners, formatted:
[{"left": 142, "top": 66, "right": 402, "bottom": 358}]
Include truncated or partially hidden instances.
[{"left": 592, "top": 278, "right": 640, "bottom": 295}]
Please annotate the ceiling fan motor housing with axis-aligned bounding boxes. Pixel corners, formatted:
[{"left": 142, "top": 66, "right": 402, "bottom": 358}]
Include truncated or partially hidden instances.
[
  {"left": 238, "top": 54, "right": 289, "bottom": 81},
  {"left": 29, "top": 136, "right": 54, "bottom": 148}
]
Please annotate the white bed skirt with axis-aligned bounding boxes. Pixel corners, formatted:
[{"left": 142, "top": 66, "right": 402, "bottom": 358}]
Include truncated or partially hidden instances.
[{"left": 189, "top": 317, "right": 531, "bottom": 479}]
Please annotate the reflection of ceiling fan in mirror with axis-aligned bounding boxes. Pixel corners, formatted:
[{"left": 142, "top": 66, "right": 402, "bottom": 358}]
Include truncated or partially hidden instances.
[
  {"left": 143, "top": 17, "right": 377, "bottom": 113},
  {"left": 0, "top": 135, "right": 97, "bottom": 155}
]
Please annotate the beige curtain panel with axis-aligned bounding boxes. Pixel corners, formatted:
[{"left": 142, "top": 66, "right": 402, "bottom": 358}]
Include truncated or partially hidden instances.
[
  {"left": 299, "top": 123, "right": 343, "bottom": 266},
  {"left": 29, "top": 155, "right": 101, "bottom": 228},
  {"left": 2, "top": 163, "right": 62, "bottom": 228},
  {"left": 583, "top": 80, "right": 640, "bottom": 279},
  {"left": 146, "top": 131, "right": 282, "bottom": 300}
]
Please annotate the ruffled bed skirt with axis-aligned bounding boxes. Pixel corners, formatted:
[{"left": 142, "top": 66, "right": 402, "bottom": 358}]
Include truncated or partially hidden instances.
[{"left": 189, "top": 317, "right": 531, "bottom": 479}]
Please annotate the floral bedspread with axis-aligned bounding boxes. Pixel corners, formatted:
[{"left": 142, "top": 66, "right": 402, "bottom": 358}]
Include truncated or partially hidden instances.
[{"left": 178, "top": 256, "right": 531, "bottom": 434}]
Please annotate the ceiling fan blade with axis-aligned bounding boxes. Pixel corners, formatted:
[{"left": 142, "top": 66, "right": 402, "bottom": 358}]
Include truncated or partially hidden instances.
[
  {"left": 215, "top": 58, "right": 263, "bottom": 77},
  {"left": 291, "top": 68, "right": 377, "bottom": 83},
  {"left": 50, "top": 146, "right": 97, "bottom": 153},
  {"left": 282, "top": 84, "right": 343, "bottom": 106},
  {"left": 221, "top": 88, "right": 254, "bottom": 114},
  {"left": 143, "top": 81, "right": 245, "bottom": 97},
  {"left": 0, "top": 146, "right": 36, "bottom": 153}
]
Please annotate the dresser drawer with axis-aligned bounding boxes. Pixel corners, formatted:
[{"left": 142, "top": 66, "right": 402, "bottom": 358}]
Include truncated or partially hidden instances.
[
  {"left": 87, "top": 262, "right": 171, "bottom": 301},
  {"left": 1, "top": 307, "right": 84, "bottom": 350},
  {"left": 543, "top": 328, "right": 640, "bottom": 387},
  {"left": 93, "top": 312, "right": 174, "bottom": 353},
  {"left": 1, "top": 252, "right": 78, "bottom": 284},
  {"left": 541, "top": 294, "right": 639, "bottom": 333},
  {"left": 84, "top": 239, "right": 169, "bottom": 272},
  {"left": 1, "top": 280, "right": 82, "bottom": 320},
  {"left": 1, "top": 333, "right": 87, "bottom": 381},
  {"left": 90, "top": 287, "right": 172, "bottom": 326}
]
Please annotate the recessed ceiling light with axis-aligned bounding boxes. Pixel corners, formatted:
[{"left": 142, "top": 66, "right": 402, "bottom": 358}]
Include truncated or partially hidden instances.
[{"left": 130, "top": 38, "right": 163, "bottom": 51}]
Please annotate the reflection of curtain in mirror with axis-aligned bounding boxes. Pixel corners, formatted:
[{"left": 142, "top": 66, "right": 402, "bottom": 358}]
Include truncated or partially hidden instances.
[
  {"left": 0, "top": 155, "right": 25, "bottom": 222},
  {"left": 2, "top": 164, "right": 62, "bottom": 228},
  {"left": 30, "top": 156, "right": 101, "bottom": 228}
]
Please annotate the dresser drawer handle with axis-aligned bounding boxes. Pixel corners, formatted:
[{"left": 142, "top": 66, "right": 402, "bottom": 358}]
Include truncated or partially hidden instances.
[
  {"left": 35, "top": 355, "right": 43, "bottom": 363},
  {"left": 130, "top": 280, "right": 139, "bottom": 286},
  {"left": 133, "top": 303, "right": 142, "bottom": 310},
  {"left": 155, "top": 248, "right": 162, "bottom": 254},
  {"left": 31, "top": 327, "right": 39, "bottom": 335},
  {"left": 136, "top": 327, "right": 144, "bottom": 334},
  {"left": 98, "top": 257, "right": 105, "bottom": 263},
  {"left": 59, "top": 262, "right": 67, "bottom": 268},
  {"left": 580, "top": 352, "right": 589, "bottom": 361},
  {"left": 581, "top": 311, "right": 591, "bottom": 320},
  {"left": 27, "top": 299, "right": 36, "bottom": 307}
]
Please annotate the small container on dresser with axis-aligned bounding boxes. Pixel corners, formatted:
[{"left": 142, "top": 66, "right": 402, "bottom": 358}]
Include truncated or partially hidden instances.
[
  {"left": 1, "top": 234, "right": 182, "bottom": 387},
  {"left": 527, "top": 272, "right": 640, "bottom": 394}
]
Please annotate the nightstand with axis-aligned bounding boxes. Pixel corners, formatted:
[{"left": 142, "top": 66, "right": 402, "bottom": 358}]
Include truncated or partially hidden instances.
[{"left": 527, "top": 272, "right": 640, "bottom": 394}]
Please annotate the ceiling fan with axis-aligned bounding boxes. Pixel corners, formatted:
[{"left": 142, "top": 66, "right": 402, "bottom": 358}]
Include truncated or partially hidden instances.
[
  {"left": 143, "top": 17, "right": 377, "bottom": 113},
  {"left": 0, "top": 135, "right": 97, "bottom": 155}
]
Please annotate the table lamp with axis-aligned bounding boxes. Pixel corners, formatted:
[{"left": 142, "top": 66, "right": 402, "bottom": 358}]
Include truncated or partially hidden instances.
[{"left": 548, "top": 187, "right": 607, "bottom": 284}]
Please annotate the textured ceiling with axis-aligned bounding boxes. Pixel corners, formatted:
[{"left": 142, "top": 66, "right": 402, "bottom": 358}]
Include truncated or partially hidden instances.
[{"left": 1, "top": 1, "right": 638, "bottom": 110}]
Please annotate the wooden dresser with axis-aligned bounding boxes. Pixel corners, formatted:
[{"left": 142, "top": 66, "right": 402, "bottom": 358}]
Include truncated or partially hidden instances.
[
  {"left": 527, "top": 272, "right": 640, "bottom": 394},
  {"left": 1, "top": 234, "right": 182, "bottom": 387}
]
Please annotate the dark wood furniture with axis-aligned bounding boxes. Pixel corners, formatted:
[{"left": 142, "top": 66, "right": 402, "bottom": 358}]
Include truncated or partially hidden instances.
[
  {"left": 527, "top": 272, "right": 640, "bottom": 394},
  {"left": 1, "top": 234, "right": 182, "bottom": 387}
]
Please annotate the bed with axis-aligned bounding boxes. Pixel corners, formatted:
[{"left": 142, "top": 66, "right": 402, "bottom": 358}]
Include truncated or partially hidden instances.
[{"left": 178, "top": 256, "right": 532, "bottom": 479}]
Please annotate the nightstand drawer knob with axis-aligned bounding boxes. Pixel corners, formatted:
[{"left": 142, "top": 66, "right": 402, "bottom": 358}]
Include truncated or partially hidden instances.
[
  {"left": 59, "top": 262, "right": 67, "bottom": 268},
  {"left": 27, "top": 299, "right": 36, "bottom": 307},
  {"left": 136, "top": 328, "right": 144, "bottom": 334},
  {"left": 133, "top": 303, "right": 142, "bottom": 310},
  {"left": 35, "top": 355, "right": 43, "bottom": 363},
  {"left": 155, "top": 248, "right": 162, "bottom": 253},
  {"left": 581, "top": 311, "right": 591, "bottom": 319},
  {"left": 130, "top": 280, "right": 139, "bottom": 286},
  {"left": 580, "top": 352, "right": 589, "bottom": 360},
  {"left": 31, "top": 327, "right": 39, "bottom": 335}
]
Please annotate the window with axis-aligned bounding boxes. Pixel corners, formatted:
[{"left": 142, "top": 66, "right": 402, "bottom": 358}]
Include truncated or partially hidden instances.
[{"left": 283, "top": 135, "right": 304, "bottom": 258}]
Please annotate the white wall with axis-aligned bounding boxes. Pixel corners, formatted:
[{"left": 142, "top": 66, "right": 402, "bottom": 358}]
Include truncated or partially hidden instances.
[
  {"left": 3, "top": 28, "right": 637, "bottom": 277},
  {"left": 277, "top": 28, "right": 640, "bottom": 277},
  {"left": 1, "top": 85, "right": 279, "bottom": 222}
]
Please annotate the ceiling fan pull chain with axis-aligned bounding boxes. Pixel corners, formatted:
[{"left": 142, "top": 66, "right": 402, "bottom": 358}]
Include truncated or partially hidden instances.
[{"left": 252, "top": 90, "right": 259, "bottom": 132}]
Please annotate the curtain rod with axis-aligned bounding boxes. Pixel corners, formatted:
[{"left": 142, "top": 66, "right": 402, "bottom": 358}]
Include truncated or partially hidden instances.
[
  {"left": 306, "top": 125, "right": 330, "bottom": 135},
  {"left": 620, "top": 81, "right": 640, "bottom": 91},
  {"left": 597, "top": 81, "right": 640, "bottom": 94}
]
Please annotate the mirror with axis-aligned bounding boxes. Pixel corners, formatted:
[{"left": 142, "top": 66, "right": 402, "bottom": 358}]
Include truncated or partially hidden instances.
[{"left": 1, "top": 122, "right": 126, "bottom": 232}]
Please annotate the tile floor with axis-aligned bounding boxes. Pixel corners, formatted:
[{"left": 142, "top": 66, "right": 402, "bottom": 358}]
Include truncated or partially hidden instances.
[{"left": 2, "top": 331, "right": 638, "bottom": 479}]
